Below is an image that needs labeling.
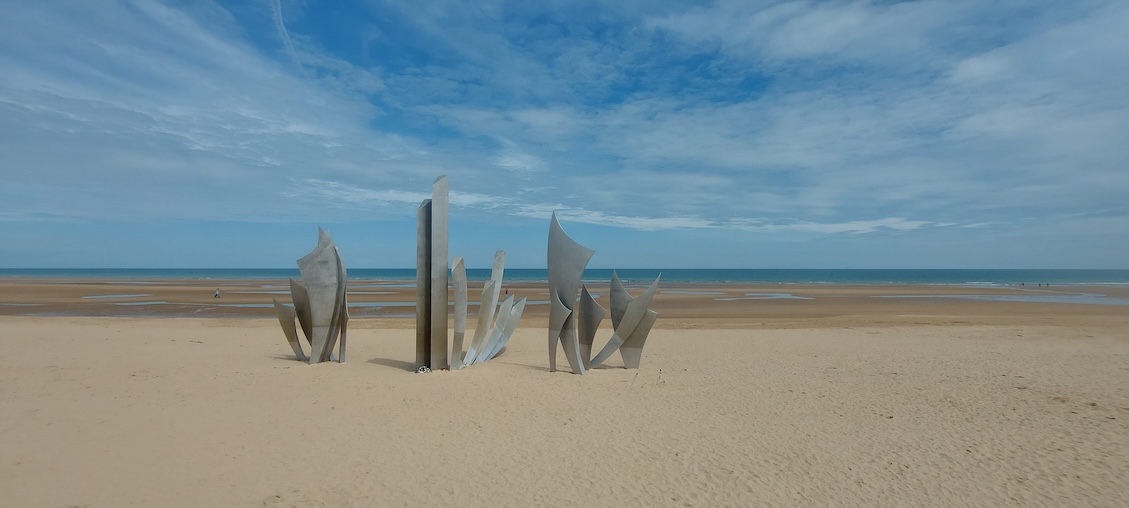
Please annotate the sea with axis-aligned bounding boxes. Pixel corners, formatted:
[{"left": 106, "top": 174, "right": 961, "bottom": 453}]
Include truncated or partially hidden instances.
[{"left": 1, "top": 268, "right": 1125, "bottom": 286}]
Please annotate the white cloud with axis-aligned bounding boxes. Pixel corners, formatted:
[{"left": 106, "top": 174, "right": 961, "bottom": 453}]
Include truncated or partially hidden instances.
[
  {"left": 489, "top": 138, "right": 548, "bottom": 173},
  {"left": 269, "top": 0, "right": 301, "bottom": 67},
  {"left": 0, "top": 0, "right": 1124, "bottom": 267},
  {"left": 765, "top": 218, "right": 931, "bottom": 235},
  {"left": 285, "top": 178, "right": 943, "bottom": 235}
]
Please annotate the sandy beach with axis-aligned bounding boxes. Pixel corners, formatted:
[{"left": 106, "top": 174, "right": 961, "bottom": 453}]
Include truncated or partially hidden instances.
[{"left": 1, "top": 280, "right": 1126, "bottom": 506}]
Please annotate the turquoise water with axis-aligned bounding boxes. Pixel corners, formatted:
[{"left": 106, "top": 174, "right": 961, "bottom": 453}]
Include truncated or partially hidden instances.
[{"left": 0, "top": 268, "right": 1125, "bottom": 286}]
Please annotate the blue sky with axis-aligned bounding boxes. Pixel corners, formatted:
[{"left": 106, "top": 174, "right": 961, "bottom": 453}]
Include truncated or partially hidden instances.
[{"left": 0, "top": 0, "right": 1125, "bottom": 269}]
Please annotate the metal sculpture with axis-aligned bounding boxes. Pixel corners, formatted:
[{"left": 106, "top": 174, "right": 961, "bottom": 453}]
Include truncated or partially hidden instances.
[
  {"left": 547, "top": 215, "right": 661, "bottom": 373},
  {"left": 273, "top": 301, "right": 306, "bottom": 362},
  {"left": 415, "top": 199, "right": 432, "bottom": 368},
  {"left": 463, "top": 251, "right": 504, "bottom": 365},
  {"left": 590, "top": 271, "right": 660, "bottom": 369},
  {"left": 416, "top": 176, "right": 450, "bottom": 370},
  {"left": 458, "top": 250, "right": 524, "bottom": 368},
  {"left": 576, "top": 285, "right": 606, "bottom": 369},
  {"left": 546, "top": 212, "right": 595, "bottom": 374},
  {"left": 415, "top": 178, "right": 524, "bottom": 371},
  {"left": 273, "top": 227, "right": 349, "bottom": 364},
  {"left": 450, "top": 257, "right": 467, "bottom": 370},
  {"left": 458, "top": 251, "right": 523, "bottom": 368},
  {"left": 470, "top": 294, "right": 527, "bottom": 365},
  {"left": 430, "top": 176, "right": 449, "bottom": 370}
]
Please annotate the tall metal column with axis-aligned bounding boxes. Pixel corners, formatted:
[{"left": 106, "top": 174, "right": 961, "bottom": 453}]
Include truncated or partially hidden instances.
[
  {"left": 429, "top": 176, "right": 449, "bottom": 370},
  {"left": 415, "top": 199, "right": 432, "bottom": 368}
]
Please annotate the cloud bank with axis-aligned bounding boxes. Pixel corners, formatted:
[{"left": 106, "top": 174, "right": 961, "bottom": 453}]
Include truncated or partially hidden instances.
[{"left": 0, "top": 0, "right": 1124, "bottom": 267}]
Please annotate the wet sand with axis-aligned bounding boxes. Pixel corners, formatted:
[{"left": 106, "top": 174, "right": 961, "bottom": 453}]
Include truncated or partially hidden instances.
[
  {"left": 1, "top": 278, "right": 1126, "bottom": 328},
  {"left": 0, "top": 279, "right": 1126, "bottom": 506}
]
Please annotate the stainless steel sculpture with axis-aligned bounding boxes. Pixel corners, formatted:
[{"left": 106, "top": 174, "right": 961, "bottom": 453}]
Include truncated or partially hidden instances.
[
  {"left": 546, "top": 212, "right": 595, "bottom": 375},
  {"left": 415, "top": 178, "right": 522, "bottom": 371},
  {"left": 450, "top": 257, "right": 467, "bottom": 370},
  {"left": 415, "top": 199, "right": 432, "bottom": 368},
  {"left": 618, "top": 308, "right": 657, "bottom": 369},
  {"left": 273, "top": 227, "right": 349, "bottom": 364},
  {"left": 576, "top": 285, "right": 606, "bottom": 369},
  {"left": 458, "top": 250, "right": 525, "bottom": 368},
  {"left": 462, "top": 251, "right": 504, "bottom": 366},
  {"left": 430, "top": 176, "right": 449, "bottom": 370},
  {"left": 590, "top": 271, "right": 660, "bottom": 369},
  {"left": 273, "top": 300, "right": 307, "bottom": 363},
  {"left": 416, "top": 176, "right": 451, "bottom": 371},
  {"left": 474, "top": 294, "right": 526, "bottom": 363},
  {"left": 547, "top": 216, "right": 661, "bottom": 372},
  {"left": 473, "top": 294, "right": 512, "bottom": 365}
]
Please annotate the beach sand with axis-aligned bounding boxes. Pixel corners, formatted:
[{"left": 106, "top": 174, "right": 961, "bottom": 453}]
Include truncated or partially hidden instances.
[{"left": 0, "top": 281, "right": 1126, "bottom": 506}]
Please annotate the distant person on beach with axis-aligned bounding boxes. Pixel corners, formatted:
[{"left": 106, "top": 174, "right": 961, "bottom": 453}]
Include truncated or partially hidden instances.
[{"left": 214, "top": 289, "right": 220, "bottom": 298}]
